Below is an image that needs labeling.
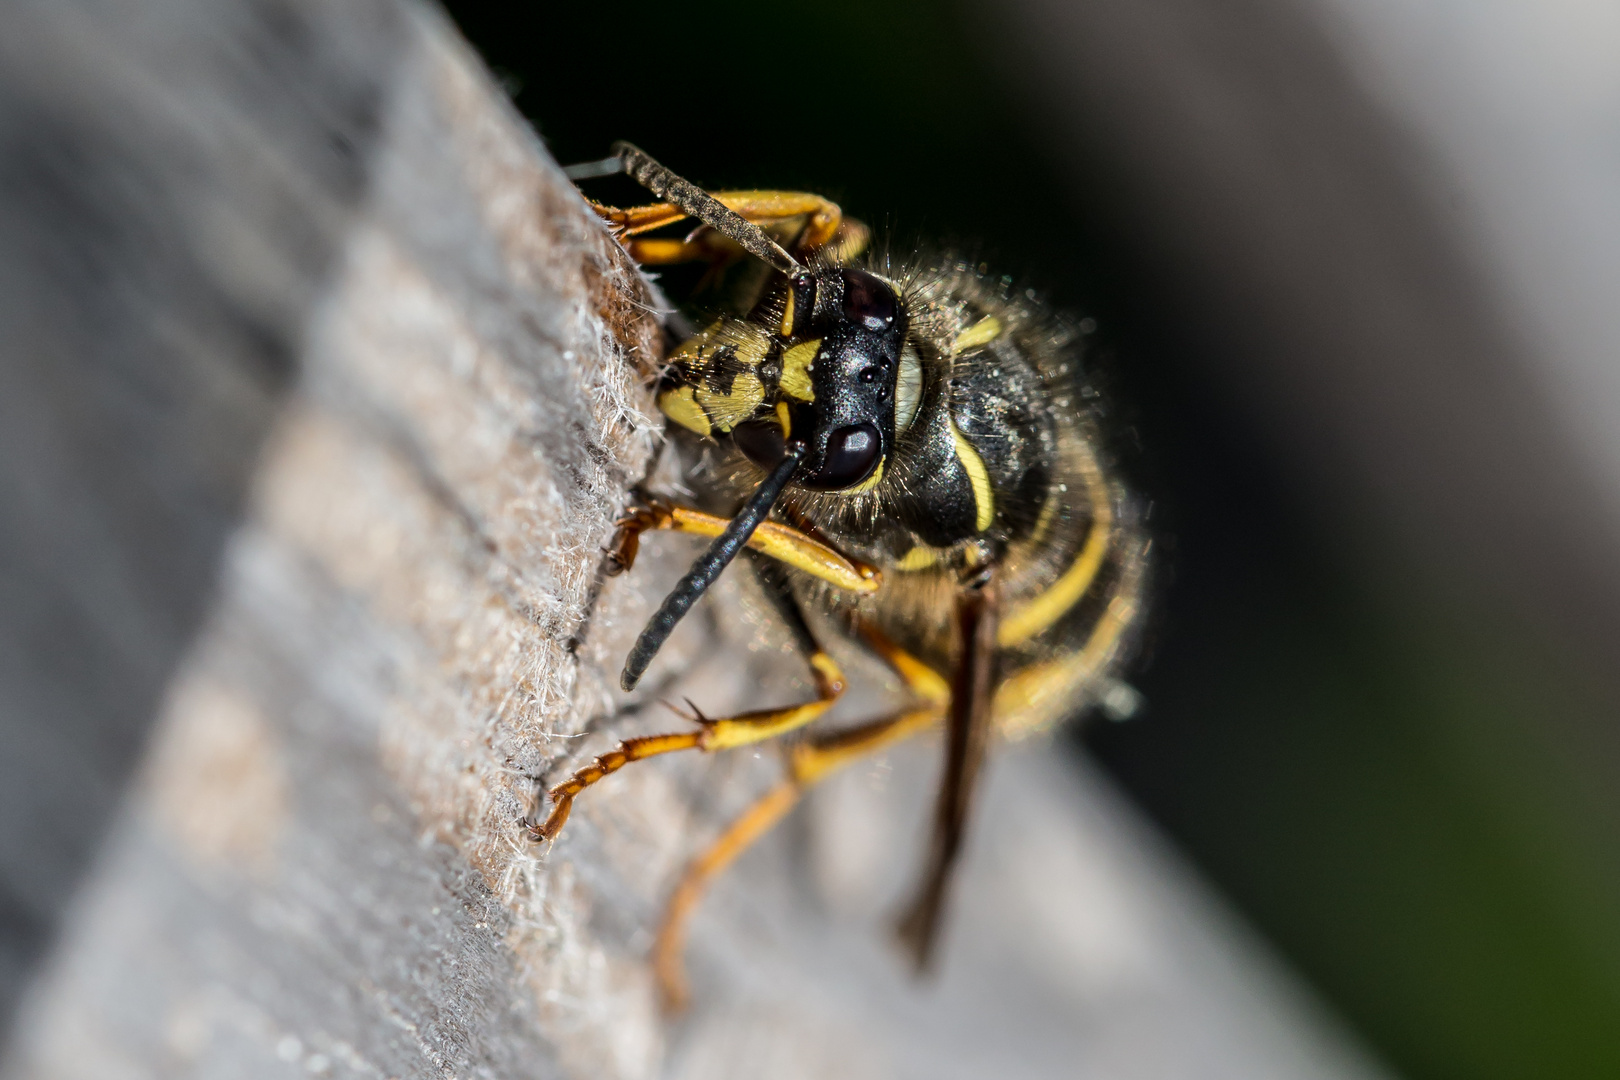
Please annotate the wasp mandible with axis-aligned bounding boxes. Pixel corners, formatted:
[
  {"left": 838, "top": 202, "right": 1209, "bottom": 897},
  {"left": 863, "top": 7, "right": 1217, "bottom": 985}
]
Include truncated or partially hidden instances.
[{"left": 526, "top": 143, "right": 1151, "bottom": 1008}]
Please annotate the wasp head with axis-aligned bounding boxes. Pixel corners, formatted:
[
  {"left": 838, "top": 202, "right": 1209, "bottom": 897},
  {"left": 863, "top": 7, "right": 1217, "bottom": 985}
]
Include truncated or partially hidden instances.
[{"left": 733, "top": 267, "right": 905, "bottom": 492}]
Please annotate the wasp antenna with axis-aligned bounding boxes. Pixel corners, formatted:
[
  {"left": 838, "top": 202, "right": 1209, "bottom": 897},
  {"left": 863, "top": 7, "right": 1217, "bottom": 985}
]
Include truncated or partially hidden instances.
[
  {"left": 620, "top": 445, "right": 805, "bottom": 691},
  {"left": 611, "top": 141, "right": 804, "bottom": 279}
]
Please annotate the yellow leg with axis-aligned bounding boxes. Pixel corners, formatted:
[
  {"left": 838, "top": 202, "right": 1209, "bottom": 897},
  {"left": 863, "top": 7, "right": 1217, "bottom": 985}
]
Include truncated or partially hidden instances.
[
  {"left": 790, "top": 705, "right": 943, "bottom": 786},
  {"left": 608, "top": 497, "right": 881, "bottom": 594},
  {"left": 653, "top": 703, "right": 944, "bottom": 1010},
  {"left": 652, "top": 630, "right": 949, "bottom": 1009},
  {"left": 653, "top": 780, "right": 799, "bottom": 1010},
  {"left": 595, "top": 190, "right": 844, "bottom": 252},
  {"left": 523, "top": 731, "right": 703, "bottom": 841},
  {"left": 530, "top": 507, "right": 878, "bottom": 840},
  {"left": 650, "top": 546, "right": 1153, "bottom": 1001},
  {"left": 526, "top": 649, "right": 846, "bottom": 842},
  {"left": 857, "top": 621, "right": 950, "bottom": 707},
  {"left": 701, "top": 650, "right": 847, "bottom": 750},
  {"left": 650, "top": 542, "right": 1150, "bottom": 1003},
  {"left": 621, "top": 237, "right": 732, "bottom": 266},
  {"left": 623, "top": 223, "right": 869, "bottom": 271}
]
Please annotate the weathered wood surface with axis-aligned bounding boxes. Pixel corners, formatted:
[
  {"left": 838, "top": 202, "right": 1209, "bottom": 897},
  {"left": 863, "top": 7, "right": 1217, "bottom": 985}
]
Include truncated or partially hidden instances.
[
  {"left": 0, "top": 0, "right": 400, "bottom": 1031},
  {"left": 0, "top": 2, "right": 1390, "bottom": 1077}
]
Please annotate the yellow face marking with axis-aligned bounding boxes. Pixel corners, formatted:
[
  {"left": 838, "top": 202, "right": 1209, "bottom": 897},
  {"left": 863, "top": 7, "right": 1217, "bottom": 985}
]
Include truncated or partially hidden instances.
[
  {"left": 779, "top": 288, "right": 796, "bottom": 336},
  {"left": 658, "top": 386, "right": 711, "bottom": 436},
  {"left": 693, "top": 372, "right": 763, "bottom": 433},
  {"left": 730, "top": 323, "right": 771, "bottom": 368},
  {"left": 894, "top": 544, "right": 941, "bottom": 572},
  {"left": 775, "top": 401, "right": 792, "bottom": 438},
  {"left": 669, "top": 320, "right": 725, "bottom": 364},
  {"left": 949, "top": 419, "right": 995, "bottom": 532},
  {"left": 844, "top": 457, "right": 885, "bottom": 494},
  {"left": 953, "top": 315, "right": 1003, "bottom": 354},
  {"left": 672, "top": 322, "right": 769, "bottom": 372},
  {"left": 895, "top": 344, "right": 924, "bottom": 432},
  {"left": 999, "top": 455, "right": 1114, "bottom": 648},
  {"left": 780, "top": 340, "right": 819, "bottom": 401}
]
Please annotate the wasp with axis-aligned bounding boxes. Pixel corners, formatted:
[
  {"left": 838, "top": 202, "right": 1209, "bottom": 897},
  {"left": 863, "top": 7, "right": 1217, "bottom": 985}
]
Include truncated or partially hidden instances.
[{"left": 526, "top": 143, "right": 1151, "bottom": 1008}]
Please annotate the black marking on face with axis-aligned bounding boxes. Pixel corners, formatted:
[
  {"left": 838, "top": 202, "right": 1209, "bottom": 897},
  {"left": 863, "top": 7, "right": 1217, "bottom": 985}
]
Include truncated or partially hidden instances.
[
  {"left": 816, "top": 422, "right": 882, "bottom": 488},
  {"left": 733, "top": 418, "right": 787, "bottom": 470},
  {"left": 841, "top": 268, "right": 897, "bottom": 331},
  {"left": 793, "top": 275, "right": 904, "bottom": 490},
  {"left": 756, "top": 346, "right": 783, "bottom": 400},
  {"left": 701, "top": 344, "right": 750, "bottom": 396}
]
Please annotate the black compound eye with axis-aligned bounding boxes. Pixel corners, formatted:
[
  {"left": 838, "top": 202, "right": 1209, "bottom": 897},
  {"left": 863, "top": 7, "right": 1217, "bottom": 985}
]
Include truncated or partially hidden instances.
[
  {"left": 842, "top": 270, "right": 896, "bottom": 331},
  {"left": 732, "top": 419, "right": 786, "bottom": 469},
  {"left": 813, "top": 423, "right": 881, "bottom": 489}
]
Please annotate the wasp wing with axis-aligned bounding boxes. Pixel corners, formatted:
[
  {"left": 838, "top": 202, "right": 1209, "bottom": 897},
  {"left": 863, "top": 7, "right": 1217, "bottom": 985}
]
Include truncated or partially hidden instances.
[{"left": 895, "top": 573, "right": 999, "bottom": 972}]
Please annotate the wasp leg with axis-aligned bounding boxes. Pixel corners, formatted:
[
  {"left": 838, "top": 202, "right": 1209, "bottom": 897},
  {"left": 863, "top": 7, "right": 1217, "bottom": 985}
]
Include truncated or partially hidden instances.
[
  {"left": 596, "top": 190, "right": 843, "bottom": 252},
  {"left": 590, "top": 143, "right": 866, "bottom": 275},
  {"left": 621, "top": 222, "right": 871, "bottom": 275},
  {"left": 652, "top": 778, "right": 799, "bottom": 1011},
  {"left": 525, "top": 730, "right": 704, "bottom": 841},
  {"left": 527, "top": 651, "right": 845, "bottom": 842},
  {"left": 856, "top": 620, "right": 951, "bottom": 708},
  {"left": 653, "top": 626, "right": 949, "bottom": 1011},
  {"left": 528, "top": 561, "right": 848, "bottom": 843},
  {"left": 654, "top": 705, "right": 943, "bottom": 1010},
  {"left": 627, "top": 222, "right": 871, "bottom": 275},
  {"left": 655, "top": 549, "right": 1149, "bottom": 1004},
  {"left": 896, "top": 574, "right": 1000, "bottom": 972},
  {"left": 608, "top": 497, "right": 881, "bottom": 595}
]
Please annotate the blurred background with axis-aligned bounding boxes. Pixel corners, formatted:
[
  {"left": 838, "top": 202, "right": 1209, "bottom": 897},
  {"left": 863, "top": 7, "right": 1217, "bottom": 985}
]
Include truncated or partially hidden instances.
[{"left": 438, "top": 1, "right": 1620, "bottom": 1077}]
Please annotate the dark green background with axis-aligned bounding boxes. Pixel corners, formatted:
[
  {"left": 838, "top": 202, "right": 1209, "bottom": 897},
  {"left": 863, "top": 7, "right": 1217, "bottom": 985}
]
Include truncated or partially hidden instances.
[{"left": 442, "top": 2, "right": 1620, "bottom": 1077}]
